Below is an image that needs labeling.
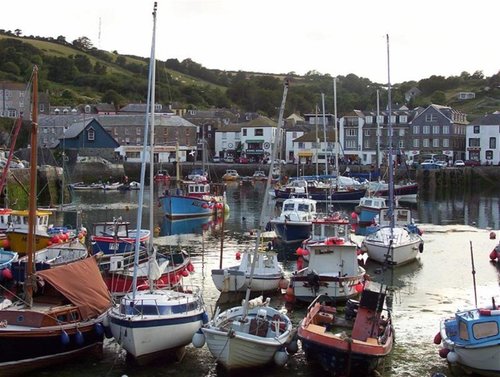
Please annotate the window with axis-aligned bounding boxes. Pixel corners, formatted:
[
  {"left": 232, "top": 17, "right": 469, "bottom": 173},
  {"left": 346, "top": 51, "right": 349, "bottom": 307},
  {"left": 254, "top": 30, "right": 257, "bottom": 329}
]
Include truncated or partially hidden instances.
[
  {"left": 365, "top": 116, "right": 373, "bottom": 124},
  {"left": 242, "top": 129, "right": 247, "bottom": 136},
  {"left": 390, "top": 115, "right": 396, "bottom": 124},
  {"left": 432, "top": 139, "right": 439, "bottom": 147},
  {"left": 459, "top": 321, "right": 469, "bottom": 340},
  {"left": 364, "top": 139, "right": 370, "bottom": 148},
  {"left": 136, "top": 137, "right": 141, "bottom": 144},
  {"left": 387, "top": 128, "right": 394, "bottom": 137},
  {"left": 423, "top": 126, "right": 430, "bottom": 134},
  {"left": 255, "top": 129, "right": 263, "bottom": 136},
  {"left": 442, "top": 125, "right": 449, "bottom": 134},
  {"left": 489, "top": 137, "right": 496, "bottom": 149},
  {"left": 7, "top": 109, "right": 17, "bottom": 117},
  {"left": 398, "top": 140, "right": 404, "bottom": 148},
  {"left": 345, "top": 140, "right": 357, "bottom": 149},
  {"left": 377, "top": 115, "right": 383, "bottom": 124},
  {"left": 87, "top": 128, "right": 95, "bottom": 141},
  {"left": 136, "top": 127, "right": 141, "bottom": 136},
  {"left": 399, "top": 129, "right": 405, "bottom": 137},
  {"left": 400, "top": 115, "right": 407, "bottom": 123},
  {"left": 486, "top": 150, "right": 493, "bottom": 160},
  {"left": 472, "top": 321, "right": 498, "bottom": 340},
  {"left": 413, "top": 126, "right": 420, "bottom": 134},
  {"left": 443, "top": 139, "right": 449, "bottom": 148},
  {"left": 413, "top": 139, "right": 419, "bottom": 148},
  {"left": 425, "top": 114, "right": 437, "bottom": 122},
  {"left": 298, "top": 142, "right": 305, "bottom": 148},
  {"left": 423, "top": 139, "right": 429, "bottom": 147},
  {"left": 346, "top": 128, "right": 357, "bottom": 137},
  {"left": 364, "top": 129, "right": 370, "bottom": 136},
  {"left": 222, "top": 132, "right": 227, "bottom": 140},
  {"left": 469, "top": 138, "right": 480, "bottom": 147},
  {"left": 473, "top": 125, "right": 480, "bottom": 133},
  {"left": 432, "top": 125, "right": 440, "bottom": 134}
]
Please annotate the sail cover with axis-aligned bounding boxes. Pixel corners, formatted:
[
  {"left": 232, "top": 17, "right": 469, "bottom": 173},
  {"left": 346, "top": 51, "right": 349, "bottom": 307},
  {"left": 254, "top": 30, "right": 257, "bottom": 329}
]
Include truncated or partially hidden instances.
[{"left": 36, "top": 256, "right": 112, "bottom": 319}]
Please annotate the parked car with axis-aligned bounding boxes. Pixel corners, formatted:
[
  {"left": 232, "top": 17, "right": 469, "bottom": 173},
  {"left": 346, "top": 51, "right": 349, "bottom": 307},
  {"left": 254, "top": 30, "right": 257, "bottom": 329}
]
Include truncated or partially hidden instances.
[
  {"left": 238, "top": 156, "right": 249, "bottom": 164},
  {"left": 453, "top": 160, "right": 465, "bottom": 167},
  {"left": 224, "top": 156, "right": 234, "bottom": 163},
  {"left": 464, "top": 159, "right": 480, "bottom": 167},
  {"left": 212, "top": 156, "right": 220, "bottom": 163},
  {"left": 435, "top": 160, "right": 448, "bottom": 168}
]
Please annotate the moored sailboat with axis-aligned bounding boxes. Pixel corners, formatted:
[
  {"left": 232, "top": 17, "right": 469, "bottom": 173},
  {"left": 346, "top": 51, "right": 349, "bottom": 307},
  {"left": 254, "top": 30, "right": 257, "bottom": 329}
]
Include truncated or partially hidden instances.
[
  {"left": 105, "top": 4, "right": 207, "bottom": 364},
  {"left": 0, "top": 66, "right": 112, "bottom": 375}
]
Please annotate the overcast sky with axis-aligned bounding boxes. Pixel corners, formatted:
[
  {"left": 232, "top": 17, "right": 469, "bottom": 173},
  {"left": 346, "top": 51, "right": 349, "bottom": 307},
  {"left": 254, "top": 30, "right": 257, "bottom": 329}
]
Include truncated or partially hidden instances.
[{"left": 2, "top": 0, "right": 499, "bottom": 84}]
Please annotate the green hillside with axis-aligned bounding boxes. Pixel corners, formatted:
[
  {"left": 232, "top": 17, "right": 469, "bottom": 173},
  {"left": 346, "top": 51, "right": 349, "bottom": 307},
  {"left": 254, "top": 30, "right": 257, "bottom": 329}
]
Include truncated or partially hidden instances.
[{"left": 0, "top": 32, "right": 499, "bottom": 119}]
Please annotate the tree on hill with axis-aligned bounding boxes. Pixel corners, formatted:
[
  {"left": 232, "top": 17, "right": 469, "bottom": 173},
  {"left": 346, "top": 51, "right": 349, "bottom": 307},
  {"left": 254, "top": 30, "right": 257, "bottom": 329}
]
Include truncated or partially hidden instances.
[{"left": 72, "top": 36, "right": 93, "bottom": 51}]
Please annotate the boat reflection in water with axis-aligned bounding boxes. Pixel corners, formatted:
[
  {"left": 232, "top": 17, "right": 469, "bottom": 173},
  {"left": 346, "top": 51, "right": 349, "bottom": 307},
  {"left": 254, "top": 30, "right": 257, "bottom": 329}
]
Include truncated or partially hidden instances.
[{"left": 160, "top": 216, "right": 224, "bottom": 236}]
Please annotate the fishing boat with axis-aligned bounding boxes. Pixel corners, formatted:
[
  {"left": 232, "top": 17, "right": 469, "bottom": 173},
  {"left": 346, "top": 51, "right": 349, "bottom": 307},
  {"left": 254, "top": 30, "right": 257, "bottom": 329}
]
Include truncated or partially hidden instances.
[
  {"left": 11, "top": 239, "right": 89, "bottom": 283},
  {"left": 436, "top": 300, "right": 500, "bottom": 376},
  {"left": 195, "top": 79, "right": 295, "bottom": 370},
  {"left": 159, "top": 179, "right": 227, "bottom": 219},
  {"left": 211, "top": 247, "right": 287, "bottom": 294},
  {"left": 106, "top": 6, "right": 208, "bottom": 364},
  {"left": 298, "top": 290, "right": 394, "bottom": 375},
  {"left": 90, "top": 218, "right": 151, "bottom": 255},
  {"left": 286, "top": 215, "right": 366, "bottom": 304},
  {"left": 0, "top": 66, "right": 112, "bottom": 376},
  {"left": 270, "top": 197, "right": 317, "bottom": 244},
  {"left": 252, "top": 170, "right": 267, "bottom": 181},
  {"left": 353, "top": 196, "right": 422, "bottom": 236},
  {"left": 154, "top": 169, "right": 170, "bottom": 183},
  {"left": 361, "top": 36, "right": 424, "bottom": 267},
  {"left": 435, "top": 241, "right": 500, "bottom": 376},
  {"left": 222, "top": 169, "right": 240, "bottom": 181},
  {"left": 6, "top": 209, "right": 76, "bottom": 254}
]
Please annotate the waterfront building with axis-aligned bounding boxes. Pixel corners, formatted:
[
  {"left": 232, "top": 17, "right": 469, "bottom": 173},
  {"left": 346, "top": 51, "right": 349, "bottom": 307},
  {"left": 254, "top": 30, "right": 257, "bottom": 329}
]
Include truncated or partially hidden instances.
[{"left": 466, "top": 112, "right": 500, "bottom": 165}]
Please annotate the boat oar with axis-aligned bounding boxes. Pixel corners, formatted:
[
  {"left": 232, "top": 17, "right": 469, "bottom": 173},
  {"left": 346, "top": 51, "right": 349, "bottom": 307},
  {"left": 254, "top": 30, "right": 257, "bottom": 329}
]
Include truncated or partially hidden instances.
[{"left": 469, "top": 241, "right": 477, "bottom": 308}]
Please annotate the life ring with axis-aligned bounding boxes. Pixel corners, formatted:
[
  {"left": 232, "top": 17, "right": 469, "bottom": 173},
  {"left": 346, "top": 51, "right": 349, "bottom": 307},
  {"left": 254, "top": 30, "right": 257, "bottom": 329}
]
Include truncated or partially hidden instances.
[
  {"left": 479, "top": 308, "right": 500, "bottom": 316},
  {"left": 325, "top": 237, "right": 344, "bottom": 245}
]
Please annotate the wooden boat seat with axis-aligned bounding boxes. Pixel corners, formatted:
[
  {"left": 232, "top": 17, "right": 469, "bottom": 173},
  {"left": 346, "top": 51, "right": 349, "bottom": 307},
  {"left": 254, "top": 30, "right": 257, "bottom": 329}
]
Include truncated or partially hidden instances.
[
  {"left": 365, "top": 337, "right": 379, "bottom": 345},
  {"left": 249, "top": 318, "right": 269, "bottom": 337}
]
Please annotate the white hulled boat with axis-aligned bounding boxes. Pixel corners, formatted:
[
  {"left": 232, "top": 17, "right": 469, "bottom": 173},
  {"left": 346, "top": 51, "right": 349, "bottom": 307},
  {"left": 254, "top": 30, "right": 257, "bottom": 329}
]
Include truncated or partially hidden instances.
[{"left": 106, "top": 3, "right": 207, "bottom": 363}]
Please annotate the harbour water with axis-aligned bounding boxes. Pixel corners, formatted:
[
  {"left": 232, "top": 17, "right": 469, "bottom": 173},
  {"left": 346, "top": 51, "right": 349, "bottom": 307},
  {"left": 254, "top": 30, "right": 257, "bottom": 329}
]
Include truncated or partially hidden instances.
[{"left": 32, "top": 181, "right": 499, "bottom": 377}]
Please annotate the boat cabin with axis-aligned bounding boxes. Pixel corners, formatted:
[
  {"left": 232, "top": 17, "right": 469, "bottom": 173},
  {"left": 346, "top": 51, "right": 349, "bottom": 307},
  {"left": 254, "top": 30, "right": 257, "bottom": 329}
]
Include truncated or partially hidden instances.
[
  {"left": 453, "top": 309, "right": 500, "bottom": 346},
  {"left": 8, "top": 209, "right": 51, "bottom": 233},
  {"left": 280, "top": 198, "right": 317, "bottom": 222},
  {"left": 93, "top": 220, "right": 131, "bottom": 238},
  {"left": 359, "top": 196, "right": 387, "bottom": 210}
]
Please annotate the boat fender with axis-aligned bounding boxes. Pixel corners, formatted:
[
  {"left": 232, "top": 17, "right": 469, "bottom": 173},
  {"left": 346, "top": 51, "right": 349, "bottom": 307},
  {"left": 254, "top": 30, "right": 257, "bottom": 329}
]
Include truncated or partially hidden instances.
[
  {"left": 419, "top": 242, "right": 424, "bottom": 253},
  {"left": 1, "top": 268, "right": 12, "bottom": 281},
  {"left": 286, "top": 337, "right": 299, "bottom": 355},
  {"left": 192, "top": 328, "right": 206, "bottom": 348},
  {"left": 187, "top": 263, "right": 195, "bottom": 272},
  {"left": 296, "top": 257, "right": 304, "bottom": 271},
  {"left": 202, "top": 312, "right": 209, "bottom": 324},
  {"left": 438, "top": 347, "right": 449, "bottom": 358},
  {"left": 273, "top": 348, "right": 288, "bottom": 366},
  {"left": 94, "top": 322, "right": 104, "bottom": 337},
  {"left": 479, "top": 308, "right": 500, "bottom": 316},
  {"left": 60, "top": 330, "right": 70, "bottom": 346},
  {"left": 490, "top": 248, "right": 498, "bottom": 260},
  {"left": 75, "top": 330, "right": 84, "bottom": 346},
  {"left": 235, "top": 251, "right": 241, "bottom": 260},
  {"left": 433, "top": 331, "right": 442, "bottom": 344},
  {"left": 446, "top": 350, "right": 459, "bottom": 364}
]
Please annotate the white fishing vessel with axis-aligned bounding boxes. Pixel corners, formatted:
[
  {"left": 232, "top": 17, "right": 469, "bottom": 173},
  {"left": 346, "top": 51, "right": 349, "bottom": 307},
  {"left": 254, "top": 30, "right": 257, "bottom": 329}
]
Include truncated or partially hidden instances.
[
  {"left": 106, "top": 3, "right": 207, "bottom": 364},
  {"left": 211, "top": 248, "right": 287, "bottom": 294}
]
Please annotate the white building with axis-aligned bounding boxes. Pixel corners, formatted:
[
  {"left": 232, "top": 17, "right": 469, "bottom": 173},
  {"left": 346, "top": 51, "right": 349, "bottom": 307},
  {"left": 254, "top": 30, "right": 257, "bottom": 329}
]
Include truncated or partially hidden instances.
[{"left": 466, "top": 113, "right": 500, "bottom": 165}]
